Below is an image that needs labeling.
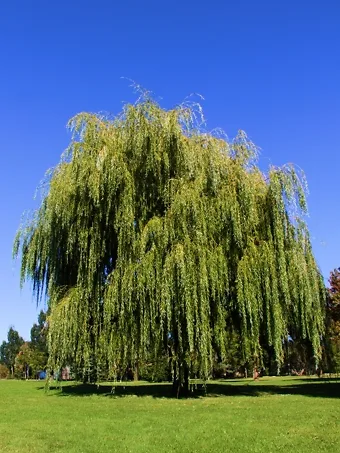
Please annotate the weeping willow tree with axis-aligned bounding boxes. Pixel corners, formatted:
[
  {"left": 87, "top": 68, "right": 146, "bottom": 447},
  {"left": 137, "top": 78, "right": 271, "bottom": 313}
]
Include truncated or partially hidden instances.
[{"left": 14, "top": 96, "right": 325, "bottom": 393}]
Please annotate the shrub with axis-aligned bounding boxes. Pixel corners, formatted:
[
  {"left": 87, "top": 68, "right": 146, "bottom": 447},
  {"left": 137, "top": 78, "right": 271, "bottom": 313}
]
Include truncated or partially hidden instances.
[{"left": 0, "top": 364, "right": 9, "bottom": 379}]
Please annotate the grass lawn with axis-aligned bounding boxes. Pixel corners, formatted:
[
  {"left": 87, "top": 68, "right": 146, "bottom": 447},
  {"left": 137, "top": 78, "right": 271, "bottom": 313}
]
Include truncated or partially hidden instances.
[{"left": 0, "top": 376, "right": 339, "bottom": 453}]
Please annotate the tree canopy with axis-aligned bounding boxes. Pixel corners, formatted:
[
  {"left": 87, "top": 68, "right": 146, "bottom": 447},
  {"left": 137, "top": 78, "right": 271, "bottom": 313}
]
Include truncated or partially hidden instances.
[
  {"left": 0, "top": 327, "right": 24, "bottom": 376},
  {"left": 324, "top": 268, "right": 340, "bottom": 372},
  {"left": 14, "top": 98, "right": 326, "bottom": 390}
]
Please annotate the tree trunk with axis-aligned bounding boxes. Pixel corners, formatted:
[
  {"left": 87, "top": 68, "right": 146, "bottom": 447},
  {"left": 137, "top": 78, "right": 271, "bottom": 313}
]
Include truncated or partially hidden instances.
[
  {"left": 172, "top": 362, "right": 190, "bottom": 397},
  {"left": 183, "top": 364, "right": 189, "bottom": 396},
  {"left": 133, "top": 363, "right": 139, "bottom": 381},
  {"left": 172, "top": 361, "right": 178, "bottom": 395}
]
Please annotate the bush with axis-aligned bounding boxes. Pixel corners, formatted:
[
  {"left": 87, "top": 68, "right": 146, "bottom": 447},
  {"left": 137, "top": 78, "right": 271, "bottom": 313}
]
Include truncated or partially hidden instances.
[
  {"left": 139, "top": 356, "right": 170, "bottom": 382},
  {"left": 0, "top": 364, "right": 9, "bottom": 379}
]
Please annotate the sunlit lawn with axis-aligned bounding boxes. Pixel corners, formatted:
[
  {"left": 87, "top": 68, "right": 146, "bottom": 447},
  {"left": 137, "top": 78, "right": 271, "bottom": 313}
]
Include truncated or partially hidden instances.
[{"left": 0, "top": 376, "right": 339, "bottom": 453}]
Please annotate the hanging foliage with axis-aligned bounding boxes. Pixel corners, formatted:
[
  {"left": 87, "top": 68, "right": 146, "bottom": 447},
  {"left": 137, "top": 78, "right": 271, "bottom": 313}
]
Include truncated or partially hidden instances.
[{"left": 14, "top": 97, "right": 325, "bottom": 390}]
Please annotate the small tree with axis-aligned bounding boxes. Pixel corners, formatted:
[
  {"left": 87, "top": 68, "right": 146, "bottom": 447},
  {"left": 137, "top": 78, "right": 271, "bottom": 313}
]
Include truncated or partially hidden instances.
[{"left": 15, "top": 342, "right": 32, "bottom": 379}]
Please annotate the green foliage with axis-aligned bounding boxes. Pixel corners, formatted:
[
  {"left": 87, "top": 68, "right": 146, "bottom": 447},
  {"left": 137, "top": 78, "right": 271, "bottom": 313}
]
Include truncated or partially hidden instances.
[
  {"left": 0, "top": 342, "right": 6, "bottom": 365},
  {"left": 138, "top": 354, "right": 170, "bottom": 382},
  {"left": 30, "top": 310, "right": 49, "bottom": 374},
  {"left": 29, "top": 349, "right": 48, "bottom": 377},
  {"left": 30, "top": 311, "right": 48, "bottom": 353},
  {"left": 15, "top": 342, "right": 32, "bottom": 379},
  {"left": 15, "top": 342, "right": 48, "bottom": 380},
  {"left": 14, "top": 98, "right": 325, "bottom": 385},
  {"left": 0, "top": 328, "right": 24, "bottom": 376},
  {"left": 212, "top": 329, "right": 244, "bottom": 378}
]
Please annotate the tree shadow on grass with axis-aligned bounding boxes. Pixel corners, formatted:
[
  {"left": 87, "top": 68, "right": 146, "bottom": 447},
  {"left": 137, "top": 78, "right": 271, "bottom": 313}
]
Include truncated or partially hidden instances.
[
  {"left": 206, "top": 379, "right": 340, "bottom": 399},
  {"left": 43, "top": 382, "right": 176, "bottom": 398},
  {"left": 38, "top": 377, "right": 340, "bottom": 400}
]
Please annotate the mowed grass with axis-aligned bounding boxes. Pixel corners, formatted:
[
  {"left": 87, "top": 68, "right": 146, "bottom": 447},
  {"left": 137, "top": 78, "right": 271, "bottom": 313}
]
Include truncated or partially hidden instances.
[{"left": 0, "top": 377, "right": 339, "bottom": 453}]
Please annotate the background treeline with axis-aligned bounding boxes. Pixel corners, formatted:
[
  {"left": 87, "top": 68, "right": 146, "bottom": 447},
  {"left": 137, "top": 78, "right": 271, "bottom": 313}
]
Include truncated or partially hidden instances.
[{"left": 0, "top": 311, "right": 48, "bottom": 379}]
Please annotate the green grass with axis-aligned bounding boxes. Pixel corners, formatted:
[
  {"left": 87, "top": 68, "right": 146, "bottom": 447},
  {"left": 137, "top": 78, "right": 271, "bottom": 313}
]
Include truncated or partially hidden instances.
[{"left": 0, "top": 376, "right": 339, "bottom": 453}]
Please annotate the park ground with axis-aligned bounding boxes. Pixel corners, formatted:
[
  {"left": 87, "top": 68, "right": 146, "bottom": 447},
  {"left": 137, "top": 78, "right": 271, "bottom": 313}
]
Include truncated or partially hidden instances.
[{"left": 0, "top": 376, "right": 339, "bottom": 453}]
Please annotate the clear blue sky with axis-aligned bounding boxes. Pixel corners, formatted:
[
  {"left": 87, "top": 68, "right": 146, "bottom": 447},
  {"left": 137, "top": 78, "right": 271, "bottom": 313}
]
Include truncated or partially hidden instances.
[{"left": 1, "top": 0, "right": 339, "bottom": 342}]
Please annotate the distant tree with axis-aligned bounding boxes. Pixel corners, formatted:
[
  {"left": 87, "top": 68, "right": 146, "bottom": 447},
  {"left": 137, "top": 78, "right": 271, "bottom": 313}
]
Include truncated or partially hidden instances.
[
  {"left": 15, "top": 342, "right": 32, "bottom": 379},
  {"left": 0, "top": 341, "right": 6, "bottom": 365},
  {"left": 14, "top": 98, "right": 326, "bottom": 394},
  {"left": 30, "top": 350, "right": 48, "bottom": 377},
  {"left": 212, "top": 330, "right": 244, "bottom": 378},
  {"left": 281, "top": 337, "right": 314, "bottom": 375},
  {"left": 324, "top": 268, "right": 340, "bottom": 373},
  {"left": 27, "top": 310, "right": 49, "bottom": 377},
  {"left": 30, "top": 311, "right": 48, "bottom": 351},
  {"left": 328, "top": 268, "right": 340, "bottom": 316},
  {"left": 30, "top": 310, "right": 48, "bottom": 362},
  {"left": 0, "top": 328, "right": 24, "bottom": 377}
]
